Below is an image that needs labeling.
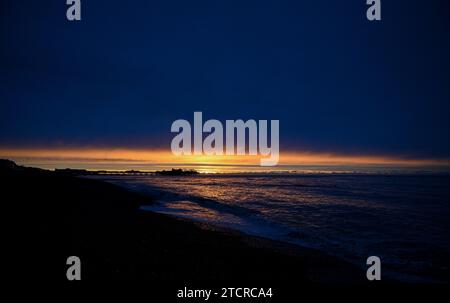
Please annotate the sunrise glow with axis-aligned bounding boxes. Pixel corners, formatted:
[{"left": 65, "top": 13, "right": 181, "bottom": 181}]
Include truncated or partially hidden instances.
[{"left": 1, "top": 147, "right": 448, "bottom": 172}]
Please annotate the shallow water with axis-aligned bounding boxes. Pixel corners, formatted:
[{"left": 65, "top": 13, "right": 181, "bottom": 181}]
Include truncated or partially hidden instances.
[{"left": 98, "top": 173, "right": 450, "bottom": 282}]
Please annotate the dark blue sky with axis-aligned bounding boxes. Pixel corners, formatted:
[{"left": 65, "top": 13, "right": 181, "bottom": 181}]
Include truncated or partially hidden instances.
[{"left": 1, "top": 0, "right": 450, "bottom": 159}]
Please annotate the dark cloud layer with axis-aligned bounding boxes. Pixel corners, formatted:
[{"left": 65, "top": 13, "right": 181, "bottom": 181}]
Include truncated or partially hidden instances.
[{"left": 1, "top": 0, "right": 450, "bottom": 158}]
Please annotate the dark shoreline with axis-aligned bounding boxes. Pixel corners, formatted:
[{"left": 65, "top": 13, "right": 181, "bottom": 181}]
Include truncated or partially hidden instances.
[{"left": 2, "top": 159, "right": 366, "bottom": 282}]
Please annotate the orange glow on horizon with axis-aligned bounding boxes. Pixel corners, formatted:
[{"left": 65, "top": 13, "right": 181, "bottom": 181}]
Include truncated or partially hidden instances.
[{"left": 0, "top": 147, "right": 449, "bottom": 169}]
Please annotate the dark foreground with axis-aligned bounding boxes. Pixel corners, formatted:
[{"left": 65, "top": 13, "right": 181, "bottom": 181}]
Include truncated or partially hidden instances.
[{"left": 1, "top": 159, "right": 365, "bottom": 283}]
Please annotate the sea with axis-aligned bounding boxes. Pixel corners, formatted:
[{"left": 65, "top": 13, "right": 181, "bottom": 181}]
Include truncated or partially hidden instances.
[{"left": 96, "top": 172, "right": 450, "bottom": 282}]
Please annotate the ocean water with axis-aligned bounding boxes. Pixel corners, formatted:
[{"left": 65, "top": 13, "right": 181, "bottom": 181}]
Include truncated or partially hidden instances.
[{"left": 97, "top": 173, "right": 450, "bottom": 282}]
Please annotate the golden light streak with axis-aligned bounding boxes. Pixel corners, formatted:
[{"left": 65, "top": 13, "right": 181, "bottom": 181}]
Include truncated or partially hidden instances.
[{"left": 1, "top": 147, "right": 449, "bottom": 169}]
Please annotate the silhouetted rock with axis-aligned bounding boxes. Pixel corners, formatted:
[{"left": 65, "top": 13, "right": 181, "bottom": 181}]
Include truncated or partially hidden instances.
[
  {"left": 0, "top": 159, "right": 44, "bottom": 175},
  {"left": 155, "top": 168, "right": 199, "bottom": 176},
  {"left": 54, "top": 168, "right": 93, "bottom": 176},
  {"left": 0, "top": 159, "right": 20, "bottom": 170}
]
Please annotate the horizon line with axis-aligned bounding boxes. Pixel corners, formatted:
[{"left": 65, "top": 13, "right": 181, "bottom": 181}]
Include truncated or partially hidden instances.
[{"left": 1, "top": 147, "right": 450, "bottom": 168}]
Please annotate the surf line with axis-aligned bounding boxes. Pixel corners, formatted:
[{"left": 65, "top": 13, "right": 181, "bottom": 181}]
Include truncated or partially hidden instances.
[{"left": 171, "top": 112, "right": 279, "bottom": 166}]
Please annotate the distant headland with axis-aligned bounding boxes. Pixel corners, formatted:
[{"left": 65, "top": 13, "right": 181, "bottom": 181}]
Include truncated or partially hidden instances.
[{"left": 53, "top": 167, "right": 199, "bottom": 176}]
